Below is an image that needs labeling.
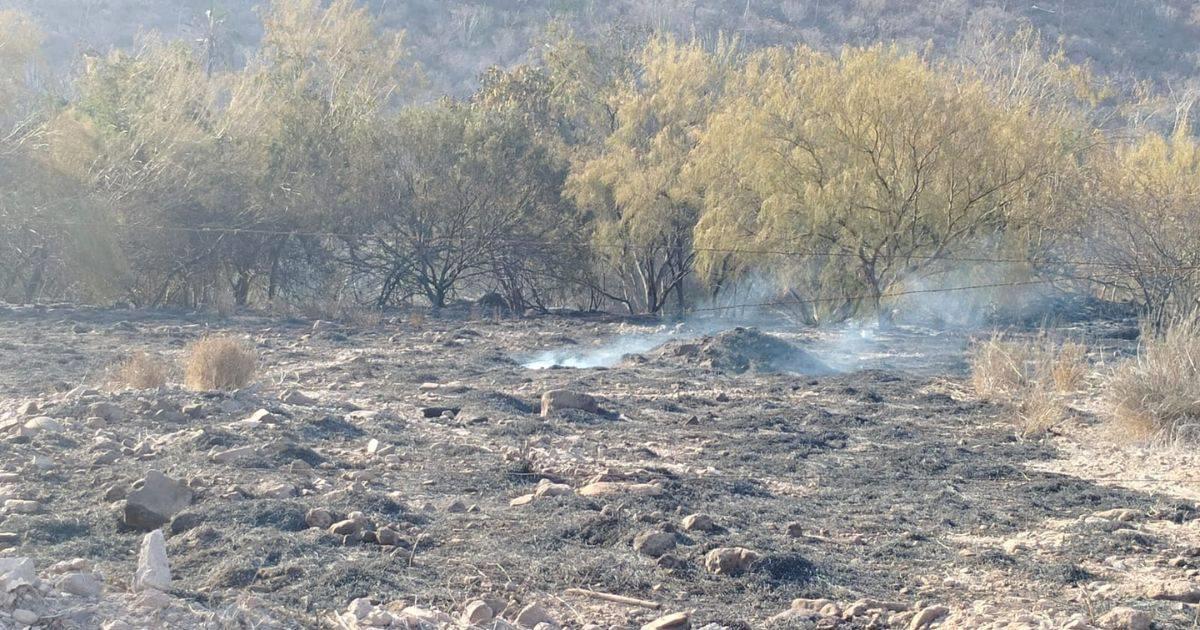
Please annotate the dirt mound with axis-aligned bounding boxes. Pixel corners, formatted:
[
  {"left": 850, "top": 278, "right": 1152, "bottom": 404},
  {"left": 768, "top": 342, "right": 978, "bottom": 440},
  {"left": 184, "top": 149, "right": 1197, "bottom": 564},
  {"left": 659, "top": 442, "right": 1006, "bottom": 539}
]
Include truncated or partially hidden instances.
[{"left": 631, "top": 327, "right": 832, "bottom": 374}]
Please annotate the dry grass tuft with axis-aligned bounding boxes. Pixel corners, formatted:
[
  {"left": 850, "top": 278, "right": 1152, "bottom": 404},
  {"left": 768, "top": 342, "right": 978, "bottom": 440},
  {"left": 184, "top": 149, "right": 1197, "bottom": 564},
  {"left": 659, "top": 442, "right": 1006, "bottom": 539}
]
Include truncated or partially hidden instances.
[
  {"left": 1107, "top": 318, "right": 1200, "bottom": 441},
  {"left": 113, "top": 352, "right": 168, "bottom": 389},
  {"left": 970, "top": 334, "right": 1089, "bottom": 437},
  {"left": 184, "top": 336, "right": 257, "bottom": 391}
]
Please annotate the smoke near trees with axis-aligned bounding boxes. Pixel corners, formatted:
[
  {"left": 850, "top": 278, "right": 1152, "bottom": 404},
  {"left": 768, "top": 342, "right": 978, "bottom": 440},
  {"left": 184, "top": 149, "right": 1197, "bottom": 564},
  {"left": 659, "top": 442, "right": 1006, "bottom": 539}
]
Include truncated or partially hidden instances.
[{"left": 2, "top": 1, "right": 1199, "bottom": 325}]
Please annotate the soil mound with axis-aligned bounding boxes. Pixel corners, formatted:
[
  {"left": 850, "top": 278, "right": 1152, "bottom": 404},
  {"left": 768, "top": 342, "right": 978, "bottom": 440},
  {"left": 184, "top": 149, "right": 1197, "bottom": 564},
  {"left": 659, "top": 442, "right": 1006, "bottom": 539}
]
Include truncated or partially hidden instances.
[{"left": 630, "top": 327, "right": 831, "bottom": 374}]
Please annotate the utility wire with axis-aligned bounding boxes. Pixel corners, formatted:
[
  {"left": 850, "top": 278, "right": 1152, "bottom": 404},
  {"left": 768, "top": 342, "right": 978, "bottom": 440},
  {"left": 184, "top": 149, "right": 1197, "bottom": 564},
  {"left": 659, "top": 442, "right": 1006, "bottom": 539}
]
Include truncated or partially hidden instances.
[{"left": 33, "top": 220, "right": 1200, "bottom": 272}]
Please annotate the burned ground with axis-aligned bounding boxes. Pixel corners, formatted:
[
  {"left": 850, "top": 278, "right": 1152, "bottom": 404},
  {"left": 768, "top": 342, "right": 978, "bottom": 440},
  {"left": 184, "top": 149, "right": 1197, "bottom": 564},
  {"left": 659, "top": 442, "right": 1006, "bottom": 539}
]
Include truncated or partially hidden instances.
[{"left": 0, "top": 305, "right": 1195, "bottom": 628}]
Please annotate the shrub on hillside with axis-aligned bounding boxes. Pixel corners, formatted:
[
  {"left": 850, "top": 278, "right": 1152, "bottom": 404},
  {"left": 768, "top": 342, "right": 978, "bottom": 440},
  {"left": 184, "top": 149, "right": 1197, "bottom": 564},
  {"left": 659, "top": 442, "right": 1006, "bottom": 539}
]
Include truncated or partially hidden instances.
[{"left": 183, "top": 336, "right": 257, "bottom": 391}]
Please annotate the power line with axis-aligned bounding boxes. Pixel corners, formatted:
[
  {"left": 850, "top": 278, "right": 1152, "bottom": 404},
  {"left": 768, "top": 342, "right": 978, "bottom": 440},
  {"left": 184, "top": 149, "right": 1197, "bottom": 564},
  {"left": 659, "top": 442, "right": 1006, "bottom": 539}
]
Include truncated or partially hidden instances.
[{"left": 34, "top": 220, "right": 1200, "bottom": 272}]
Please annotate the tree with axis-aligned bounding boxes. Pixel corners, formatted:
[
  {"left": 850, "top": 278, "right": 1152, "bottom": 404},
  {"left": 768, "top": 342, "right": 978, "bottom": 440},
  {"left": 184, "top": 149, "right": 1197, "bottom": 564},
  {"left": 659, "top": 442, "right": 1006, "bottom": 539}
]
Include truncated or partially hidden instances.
[
  {"left": 568, "top": 36, "right": 734, "bottom": 314},
  {"left": 342, "top": 101, "right": 572, "bottom": 310},
  {"left": 691, "top": 45, "right": 1069, "bottom": 325}
]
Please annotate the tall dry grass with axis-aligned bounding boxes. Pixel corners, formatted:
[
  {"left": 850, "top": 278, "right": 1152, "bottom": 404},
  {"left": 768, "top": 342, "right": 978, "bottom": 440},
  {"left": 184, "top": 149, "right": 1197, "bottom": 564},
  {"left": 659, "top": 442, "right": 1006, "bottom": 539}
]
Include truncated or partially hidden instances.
[
  {"left": 112, "top": 351, "right": 168, "bottom": 389},
  {"left": 184, "top": 336, "right": 257, "bottom": 391},
  {"left": 970, "top": 334, "right": 1089, "bottom": 437},
  {"left": 1106, "top": 318, "right": 1200, "bottom": 441}
]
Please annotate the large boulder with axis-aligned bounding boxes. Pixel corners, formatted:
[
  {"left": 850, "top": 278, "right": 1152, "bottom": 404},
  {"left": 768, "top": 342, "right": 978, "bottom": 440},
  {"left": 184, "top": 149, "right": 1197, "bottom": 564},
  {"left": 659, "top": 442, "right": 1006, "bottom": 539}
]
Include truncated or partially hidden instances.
[{"left": 123, "top": 470, "right": 192, "bottom": 531}]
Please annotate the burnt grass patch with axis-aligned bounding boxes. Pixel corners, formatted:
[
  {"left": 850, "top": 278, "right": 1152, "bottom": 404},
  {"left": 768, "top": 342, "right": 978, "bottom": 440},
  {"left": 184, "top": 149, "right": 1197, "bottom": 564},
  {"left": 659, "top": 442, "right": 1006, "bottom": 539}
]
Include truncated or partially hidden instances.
[{"left": 0, "top": 308, "right": 1193, "bottom": 625}]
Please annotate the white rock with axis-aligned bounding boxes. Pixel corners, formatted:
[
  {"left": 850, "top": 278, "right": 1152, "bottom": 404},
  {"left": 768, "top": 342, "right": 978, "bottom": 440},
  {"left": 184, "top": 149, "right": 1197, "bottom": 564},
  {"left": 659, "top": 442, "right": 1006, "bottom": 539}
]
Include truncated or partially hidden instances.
[
  {"left": 0, "top": 557, "right": 36, "bottom": 591},
  {"left": 348, "top": 597, "right": 375, "bottom": 620},
  {"left": 134, "top": 530, "right": 171, "bottom": 592},
  {"left": 21, "top": 416, "right": 62, "bottom": 436},
  {"left": 57, "top": 572, "right": 102, "bottom": 597}
]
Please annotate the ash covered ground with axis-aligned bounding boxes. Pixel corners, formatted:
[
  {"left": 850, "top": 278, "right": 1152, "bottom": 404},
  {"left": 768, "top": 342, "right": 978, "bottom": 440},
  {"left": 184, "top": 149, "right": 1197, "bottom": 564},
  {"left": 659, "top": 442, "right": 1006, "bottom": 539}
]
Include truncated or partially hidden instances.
[{"left": 0, "top": 305, "right": 1196, "bottom": 629}]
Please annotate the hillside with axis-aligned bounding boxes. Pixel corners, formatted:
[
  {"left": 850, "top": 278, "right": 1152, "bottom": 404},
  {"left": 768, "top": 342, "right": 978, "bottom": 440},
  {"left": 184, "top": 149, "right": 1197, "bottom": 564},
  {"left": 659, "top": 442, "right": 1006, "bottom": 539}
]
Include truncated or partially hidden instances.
[{"left": 5, "top": 0, "right": 1199, "bottom": 92}]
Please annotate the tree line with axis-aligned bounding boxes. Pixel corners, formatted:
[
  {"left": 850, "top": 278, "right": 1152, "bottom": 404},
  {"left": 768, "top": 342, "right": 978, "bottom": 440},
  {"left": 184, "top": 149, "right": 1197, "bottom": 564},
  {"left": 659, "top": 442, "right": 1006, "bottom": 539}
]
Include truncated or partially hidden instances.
[{"left": 2, "top": 1, "right": 1199, "bottom": 325}]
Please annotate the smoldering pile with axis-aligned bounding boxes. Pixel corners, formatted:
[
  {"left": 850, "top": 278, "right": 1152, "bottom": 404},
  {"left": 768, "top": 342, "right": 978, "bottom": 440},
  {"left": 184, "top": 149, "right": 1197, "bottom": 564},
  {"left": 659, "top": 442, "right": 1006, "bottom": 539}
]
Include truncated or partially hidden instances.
[{"left": 623, "top": 327, "right": 832, "bottom": 375}]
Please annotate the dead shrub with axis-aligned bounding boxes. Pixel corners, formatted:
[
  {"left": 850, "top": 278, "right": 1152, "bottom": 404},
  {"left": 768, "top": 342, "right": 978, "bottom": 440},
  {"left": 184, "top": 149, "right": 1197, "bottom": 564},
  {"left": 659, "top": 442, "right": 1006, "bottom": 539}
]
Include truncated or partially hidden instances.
[
  {"left": 970, "top": 334, "right": 1088, "bottom": 437},
  {"left": 113, "top": 352, "right": 168, "bottom": 389},
  {"left": 184, "top": 336, "right": 257, "bottom": 391},
  {"left": 1106, "top": 318, "right": 1200, "bottom": 441}
]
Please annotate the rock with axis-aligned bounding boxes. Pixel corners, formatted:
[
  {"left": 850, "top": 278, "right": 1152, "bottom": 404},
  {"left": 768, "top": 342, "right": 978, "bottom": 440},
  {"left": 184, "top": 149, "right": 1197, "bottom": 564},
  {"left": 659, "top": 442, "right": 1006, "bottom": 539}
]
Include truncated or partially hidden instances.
[
  {"left": 256, "top": 482, "right": 297, "bottom": 499},
  {"left": 16, "top": 401, "right": 39, "bottom": 416},
  {"left": 211, "top": 445, "right": 259, "bottom": 464},
  {"left": 57, "top": 572, "right": 103, "bottom": 597},
  {"left": 1097, "top": 607, "right": 1151, "bottom": 630},
  {"left": 12, "top": 609, "right": 38, "bottom": 625},
  {"left": 246, "top": 409, "right": 282, "bottom": 424},
  {"left": 402, "top": 606, "right": 453, "bottom": 625},
  {"left": 509, "top": 494, "right": 536, "bottom": 506},
  {"left": 1094, "top": 508, "right": 1141, "bottom": 522},
  {"left": 462, "top": 600, "right": 494, "bottom": 626},
  {"left": 280, "top": 389, "right": 317, "bottom": 405},
  {"left": 704, "top": 547, "right": 760, "bottom": 575},
  {"left": 348, "top": 598, "right": 375, "bottom": 620},
  {"left": 21, "top": 416, "right": 62, "bottom": 436},
  {"left": 123, "top": 470, "right": 193, "bottom": 530},
  {"left": 1147, "top": 581, "right": 1200, "bottom": 603},
  {"left": 306, "top": 508, "right": 335, "bottom": 529},
  {"left": 329, "top": 519, "right": 360, "bottom": 536},
  {"left": 514, "top": 603, "right": 558, "bottom": 628},
  {"left": 540, "top": 390, "right": 599, "bottom": 416},
  {"left": 907, "top": 605, "right": 949, "bottom": 629},
  {"left": 445, "top": 499, "right": 468, "bottom": 513},
  {"left": 681, "top": 513, "right": 715, "bottom": 532},
  {"left": 577, "top": 481, "right": 662, "bottom": 497},
  {"left": 376, "top": 528, "right": 403, "bottom": 546},
  {"left": 4, "top": 499, "right": 39, "bottom": 514},
  {"left": 0, "top": 557, "right": 36, "bottom": 590},
  {"left": 533, "top": 479, "right": 572, "bottom": 497},
  {"left": 134, "top": 530, "right": 171, "bottom": 592},
  {"left": 642, "top": 612, "right": 690, "bottom": 630},
  {"left": 87, "top": 402, "right": 127, "bottom": 423},
  {"left": 633, "top": 530, "right": 677, "bottom": 558}
]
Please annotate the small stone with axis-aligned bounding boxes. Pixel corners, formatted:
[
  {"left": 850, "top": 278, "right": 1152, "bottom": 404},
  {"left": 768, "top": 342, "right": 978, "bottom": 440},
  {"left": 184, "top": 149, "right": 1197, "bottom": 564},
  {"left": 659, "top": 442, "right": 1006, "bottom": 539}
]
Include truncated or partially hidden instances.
[
  {"left": 577, "top": 481, "right": 662, "bottom": 497},
  {"left": 280, "top": 389, "right": 317, "bottom": 405},
  {"left": 1097, "top": 607, "right": 1151, "bottom": 630},
  {"left": 21, "top": 416, "right": 62, "bottom": 436},
  {"left": 87, "top": 402, "right": 127, "bottom": 423},
  {"left": 462, "top": 600, "right": 494, "bottom": 625},
  {"left": 533, "top": 479, "right": 572, "bottom": 497},
  {"left": 134, "top": 530, "right": 171, "bottom": 592},
  {"left": 514, "top": 603, "right": 558, "bottom": 628},
  {"left": 509, "top": 494, "right": 535, "bottom": 507},
  {"left": 306, "top": 508, "right": 335, "bottom": 529},
  {"left": 12, "top": 609, "right": 38, "bottom": 625},
  {"left": 681, "top": 513, "right": 715, "bottom": 532},
  {"left": 211, "top": 445, "right": 258, "bottom": 464},
  {"left": 445, "top": 499, "right": 468, "bottom": 513},
  {"left": 1094, "top": 508, "right": 1141, "bottom": 522},
  {"left": 348, "top": 598, "right": 375, "bottom": 620},
  {"left": 4, "top": 499, "right": 39, "bottom": 514},
  {"left": 247, "top": 409, "right": 281, "bottom": 424},
  {"left": 704, "top": 547, "right": 760, "bottom": 575},
  {"left": 642, "top": 611, "right": 690, "bottom": 630},
  {"left": 58, "top": 572, "right": 103, "bottom": 597},
  {"left": 256, "top": 482, "right": 297, "bottom": 499},
  {"left": 633, "top": 530, "right": 677, "bottom": 558},
  {"left": 376, "top": 528, "right": 402, "bottom": 546},
  {"left": 329, "top": 519, "right": 360, "bottom": 536},
  {"left": 540, "top": 390, "right": 599, "bottom": 416},
  {"left": 907, "top": 605, "right": 949, "bottom": 629}
]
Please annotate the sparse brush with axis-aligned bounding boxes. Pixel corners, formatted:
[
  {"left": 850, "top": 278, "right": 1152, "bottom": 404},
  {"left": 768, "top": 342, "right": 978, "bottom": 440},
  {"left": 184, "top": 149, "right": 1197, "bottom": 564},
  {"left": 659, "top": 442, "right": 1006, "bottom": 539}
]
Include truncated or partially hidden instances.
[
  {"left": 1106, "top": 318, "right": 1200, "bottom": 441},
  {"left": 113, "top": 352, "right": 168, "bottom": 389},
  {"left": 183, "top": 336, "right": 257, "bottom": 391},
  {"left": 1017, "top": 384, "right": 1066, "bottom": 438},
  {"left": 970, "top": 333, "right": 1088, "bottom": 437}
]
